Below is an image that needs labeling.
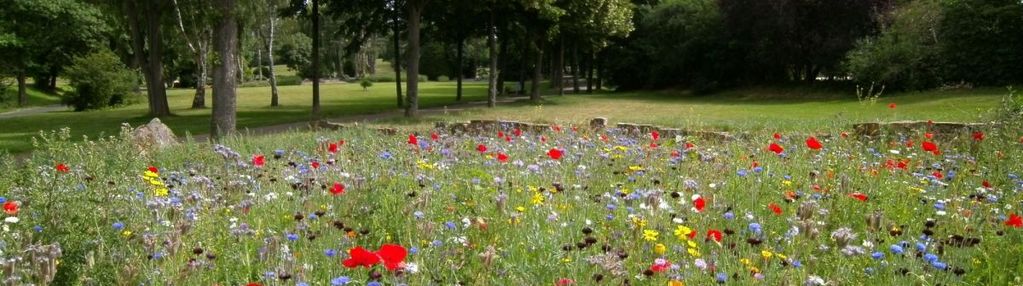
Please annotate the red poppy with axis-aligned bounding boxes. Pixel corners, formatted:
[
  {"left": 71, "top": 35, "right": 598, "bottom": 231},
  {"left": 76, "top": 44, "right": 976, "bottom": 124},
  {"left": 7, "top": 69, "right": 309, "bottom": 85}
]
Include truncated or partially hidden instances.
[
  {"left": 342, "top": 246, "right": 381, "bottom": 268},
  {"left": 330, "top": 182, "right": 345, "bottom": 196},
  {"left": 377, "top": 244, "right": 407, "bottom": 271},
  {"left": 649, "top": 142, "right": 658, "bottom": 148},
  {"left": 651, "top": 130, "right": 660, "bottom": 141},
  {"left": 252, "top": 155, "right": 265, "bottom": 168},
  {"left": 805, "top": 136, "right": 822, "bottom": 150},
  {"left": 311, "top": 161, "right": 320, "bottom": 169},
  {"left": 773, "top": 133, "right": 781, "bottom": 140},
  {"left": 504, "top": 136, "right": 512, "bottom": 142},
  {"left": 552, "top": 125, "right": 562, "bottom": 132},
  {"left": 540, "top": 136, "right": 547, "bottom": 143},
  {"left": 497, "top": 131, "right": 505, "bottom": 138},
  {"left": 56, "top": 163, "right": 69, "bottom": 173},
  {"left": 888, "top": 103, "right": 896, "bottom": 109},
  {"left": 768, "top": 203, "right": 782, "bottom": 215},
  {"left": 768, "top": 143, "right": 784, "bottom": 155},
  {"left": 477, "top": 144, "right": 488, "bottom": 153},
  {"left": 921, "top": 141, "right": 938, "bottom": 153},
  {"left": 1006, "top": 214, "right": 1023, "bottom": 228},
  {"left": 751, "top": 161, "right": 759, "bottom": 168},
  {"left": 556, "top": 278, "right": 575, "bottom": 286},
  {"left": 972, "top": 131, "right": 985, "bottom": 142},
  {"left": 649, "top": 260, "right": 671, "bottom": 273},
  {"left": 693, "top": 196, "right": 706, "bottom": 212},
  {"left": 431, "top": 132, "right": 439, "bottom": 141},
  {"left": 688, "top": 228, "right": 698, "bottom": 240},
  {"left": 924, "top": 133, "right": 933, "bottom": 139},
  {"left": 905, "top": 139, "right": 914, "bottom": 148},
  {"left": 246, "top": 283, "right": 263, "bottom": 286},
  {"left": 513, "top": 128, "right": 523, "bottom": 137},
  {"left": 849, "top": 192, "right": 868, "bottom": 202},
  {"left": 706, "top": 229, "right": 723, "bottom": 242},
  {"left": 328, "top": 143, "right": 339, "bottom": 153},
  {"left": 671, "top": 150, "right": 681, "bottom": 158},
  {"left": 407, "top": 134, "right": 418, "bottom": 145},
  {"left": 932, "top": 171, "right": 943, "bottom": 180},
  {"left": 840, "top": 131, "right": 849, "bottom": 138},
  {"left": 685, "top": 142, "right": 695, "bottom": 150},
  {"left": 148, "top": 166, "right": 159, "bottom": 173},
  {"left": 3, "top": 201, "right": 17, "bottom": 215},
  {"left": 982, "top": 180, "right": 992, "bottom": 189},
  {"left": 600, "top": 134, "right": 609, "bottom": 142},
  {"left": 547, "top": 148, "right": 563, "bottom": 160},
  {"left": 497, "top": 153, "right": 509, "bottom": 163}
]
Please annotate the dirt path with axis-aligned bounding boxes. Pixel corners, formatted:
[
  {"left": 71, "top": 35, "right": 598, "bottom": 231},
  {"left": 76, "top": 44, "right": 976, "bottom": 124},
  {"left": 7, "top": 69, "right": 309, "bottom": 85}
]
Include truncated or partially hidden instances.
[{"left": 0, "top": 104, "right": 67, "bottom": 120}]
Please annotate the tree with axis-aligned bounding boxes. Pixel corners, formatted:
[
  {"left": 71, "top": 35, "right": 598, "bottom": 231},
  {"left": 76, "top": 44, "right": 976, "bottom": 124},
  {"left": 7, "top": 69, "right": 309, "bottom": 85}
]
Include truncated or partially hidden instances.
[
  {"left": 405, "top": 0, "right": 430, "bottom": 117},
  {"left": 252, "top": 0, "right": 287, "bottom": 107},
  {"left": 0, "top": 0, "right": 107, "bottom": 106},
  {"left": 123, "top": 0, "right": 173, "bottom": 117},
  {"left": 171, "top": 0, "right": 215, "bottom": 108},
  {"left": 211, "top": 0, "right": 238, "bottom": 138},
  {"left": 845, "top": 0, "right": 944, "bottom": 90},
  {"left": 938, "top": 0, "right": 1023, "bottom": 86}
]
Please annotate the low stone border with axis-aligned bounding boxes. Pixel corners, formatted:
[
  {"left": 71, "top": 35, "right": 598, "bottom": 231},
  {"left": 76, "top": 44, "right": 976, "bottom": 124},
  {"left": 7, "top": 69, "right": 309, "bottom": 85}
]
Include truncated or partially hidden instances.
[{"left": 432, "top": 117, "right": 737, "bottom": 141}]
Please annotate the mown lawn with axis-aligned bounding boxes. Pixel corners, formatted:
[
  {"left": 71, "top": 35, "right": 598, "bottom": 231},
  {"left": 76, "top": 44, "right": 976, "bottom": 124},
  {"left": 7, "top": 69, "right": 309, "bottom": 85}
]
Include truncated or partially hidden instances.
[
  {"left": 0, "top": 81, "right": 487, "bottom": 154},
  {"left": 378, "top": 87, "right": 1008, "bottom": 132}
]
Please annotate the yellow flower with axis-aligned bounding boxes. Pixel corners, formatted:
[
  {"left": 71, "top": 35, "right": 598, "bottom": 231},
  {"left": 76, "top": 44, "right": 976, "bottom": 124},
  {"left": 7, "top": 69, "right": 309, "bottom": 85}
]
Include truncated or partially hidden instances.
[
  {"left": 654, "top": 243, "right": 667, "bottom": 255},
  {"left": 642, "top": 229, "right": 659, "bottom": 241},
  {"left": 782, "top": 180, "right": 793, "bottom": 187},
  {"left": 416, "top": 160, "right": 435, "bottom": 170},
  {"left": 687, "top": 247, "right": 701, "bottom": 257},
  {"left": 631, "top": 216, "right": 647, "bottom": 228},
  {"left": 674, "top": 225, "right": 693, "bottom": 240},
  {"left": 628, "top": 165, "right": 644, "bottom": 172},
  {"left": 621, "top": 187, "right": 633, "bottom": 195},
  {"left": 154, "top": 187, "right": 169, "bottom": 197},
  {"left": 562, "top": 257, "right": 572, "bottom": 263},
  {"left": 531, "top": 193, "right": 544, "bottom": 206},
  {"left": 614, "top": 145, "right": 628, "bottom": 152},
  {"left": 761, "top": 250, "right": 774, "bottom": 259},
  {"left": 775, "top": 253, "right": 787, "bottom": 260},
  {"left": 686, "top": 240, "right": 697, "bottom": 248},
  {"left": 515, "top": 206, "right": 526, "bottom": 212},
  {"left": 740, "top": 258, "right": 751, "bottom": 265},
  {"left": 668, "top": 280, "right": 685, "bottom": 286},
  {"left": 121, "top": 230, "right": 132, "bottom": 238}
]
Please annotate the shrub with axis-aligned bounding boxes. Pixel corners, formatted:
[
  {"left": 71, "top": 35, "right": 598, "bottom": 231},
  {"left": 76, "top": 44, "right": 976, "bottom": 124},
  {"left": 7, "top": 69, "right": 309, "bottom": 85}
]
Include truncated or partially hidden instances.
[
  {"left": 844, "top": 0, "right": 944, "bottom": 90},
  {"left": 360, "top": 78, "right": 373, "bottom": 91},
  {"left": 436, "top": 76, "right": 449, "bottom": 82},
  {"left": 62, "top": 49, "right": 138, "bottom": 111},
  {"left": 239, "top": 81, "right": 270, "bottom": 88},
  {"left": 368, "top": 75, "right": 394, "bottom": 82}
]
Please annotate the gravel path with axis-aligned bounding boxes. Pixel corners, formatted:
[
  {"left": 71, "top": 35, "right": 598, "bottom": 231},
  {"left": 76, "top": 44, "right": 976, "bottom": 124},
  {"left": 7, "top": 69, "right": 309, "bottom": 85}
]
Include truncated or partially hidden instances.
[{"left": 0, "top": 104, "right": 67, "bottom": 120}]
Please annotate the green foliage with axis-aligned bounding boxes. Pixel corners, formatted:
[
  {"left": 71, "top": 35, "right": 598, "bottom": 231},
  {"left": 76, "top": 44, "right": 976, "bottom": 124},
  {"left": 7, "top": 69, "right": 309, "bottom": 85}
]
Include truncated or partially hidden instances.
[
  {"left": 938, "top": 0, "right": 1023, "bottom": 86},
  {"left": 0, "top": 0, "right": 108, "bottom": 84},
  {"left": 844, "top": 0, "right": 944, "bottom": 90},
  {"left": 360, "top": 77, "right": 373, "bottom": 90},
  {"left": 61, "top": 49, "right": 138, "bottom": 111}
]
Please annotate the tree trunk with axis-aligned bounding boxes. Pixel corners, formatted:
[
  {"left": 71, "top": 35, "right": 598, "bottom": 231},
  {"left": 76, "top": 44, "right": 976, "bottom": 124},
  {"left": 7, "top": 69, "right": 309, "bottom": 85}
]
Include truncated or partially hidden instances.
[
  {"left": 142, "top": 0, "right": 171, "bottom": 117},
  {"left": 487, "top": 10, "right": 497, "bottom": 108},
  {"left": 572, "top": 44, "right": 580, "bottom": 94},
  {"left": 595, "top": 52, "right": 603, "bottom": 91},
  {"left": 391, "top": 9, "right": 403, "bottom": 107},
  {"left": 556, "top": 37, "right": 564, "bottom": 96},
  {"left": 456, "top": 38, "right": 463, "bottom": 101},
  {"left": 267, "top": 14, "right": 279, "bottom": 107},
  {"left": 530, "top": 40, "right": 543, "bottom": 103},
  {"left": 191, "top": 45, "right": 209, "bottom": 108},
  {"left": 497, "top": 33, "right": 508, "bottom": 96},
  {"left": 211, "top": 0, "right": 238, "bottom": 139},
  {"left": 404, "top": 1, "right": 423, "bottom": 117},
  {"left": 586, "top": 51, "right": 594, "bottom": 94},
  {"left": 311, "top": 0, "right": 321, "bottom": 119},
  {"left": 16, "top": 72, "right": 27, "bottom": 107}
]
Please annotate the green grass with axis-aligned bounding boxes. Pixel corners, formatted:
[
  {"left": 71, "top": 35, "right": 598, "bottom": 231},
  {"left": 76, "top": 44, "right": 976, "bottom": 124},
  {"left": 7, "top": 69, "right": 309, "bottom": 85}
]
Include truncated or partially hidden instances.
[
  {"left": 0, "top": 84, "right": 63, "bottom": 112},
  {"left": 0, "top": 81, "right": 485, "bottom": 154},
  {"left": 378, "top": 87, "right": 1007, "bottom": 133}
]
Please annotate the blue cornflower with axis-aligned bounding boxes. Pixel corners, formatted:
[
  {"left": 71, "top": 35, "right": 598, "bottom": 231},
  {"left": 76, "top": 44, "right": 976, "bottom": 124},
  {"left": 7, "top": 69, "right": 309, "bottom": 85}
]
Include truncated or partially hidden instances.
[
  {"left": 748, "top": 223, "right": 762, "bottom": 235},
  {"left": 431, "top": 240, "right": 443, "bottom": 247},
  {"left": 723, "top": 212, "right": 735, "bottom": 220},
  {"left": 737, "top": 170, "right": 748, "bottom": 177},
  {"left": 324, "top": 249, "right": 337, "bottom": 257},
  {"left": 931, "top": 261, "right": 947, "bottom": 270},
  {"left": 409, "top": 246, "right": 419, "bottom": 255},
  {"left": 753, "top": 166, "right": 764, "bottom": 173},
  {"left": 367, "top": 282, "right": 382, "bottom": 286},
  {"left": 871, "top": 251, "right": 884, "bottom": 260},
  {"left": 33, "top": 225, "right": 43, "bottom": 232},
  {"left": 923, "top": 253, "right": 939, "bottom": 263},
  {"left": 444, "top": 221, "right": 457, "bottom": 230},
  {"left": 715, "top": 272, "right": 728, "bottom": 283},
  {"left": 286, "top": 233, "right": 299, "bottom": 241},
  {"left": 889, "top": 244, "right": 905, "bottom": 255},
  {"left": 378, "top": 151, "right": 393, "bottom": 159},
  {"left": 413, "top": 211, "right": 425, "bottom": 219},
  {"left": 112, "top": 222, "right": 125, "bottom": 231},
  {"left": 916, "top": 242, "right": 927, "bottom": 252},
  {"left": 331, "top": 276, "right": 351, "bottom": 285}
]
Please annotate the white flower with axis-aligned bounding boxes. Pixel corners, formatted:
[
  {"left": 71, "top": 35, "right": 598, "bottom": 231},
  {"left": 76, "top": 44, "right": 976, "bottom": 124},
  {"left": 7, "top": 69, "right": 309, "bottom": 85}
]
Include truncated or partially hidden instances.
[
  {"left": 889, "top": 149, "right": 901, "bottom": 155},
  {"left": 404, "top": 262, "right": 420, "bottom": 274},
  {"left": 3, "top": 217, "right": 18, "bottom": 224}
]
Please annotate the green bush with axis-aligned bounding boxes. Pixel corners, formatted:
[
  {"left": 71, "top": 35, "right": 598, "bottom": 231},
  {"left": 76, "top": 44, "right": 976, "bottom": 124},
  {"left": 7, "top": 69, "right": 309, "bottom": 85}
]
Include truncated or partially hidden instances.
[
  {"left": 276, "top": 75, "right": 303, "bottom": 86},
  {"left": 368, "top": 76, "right": 394, "bottom": 82},
  {"left": 436, "top": 75, "right": 450, "bottom": 82},
  {"left": 360, "top": 78, "right": 373, "bottom": 91},
  {"left": 62, "top": 49, "right": 139, "bottom": 111},
  {"left": 844, "top": 0, "right": 944, "bottom": 91}
]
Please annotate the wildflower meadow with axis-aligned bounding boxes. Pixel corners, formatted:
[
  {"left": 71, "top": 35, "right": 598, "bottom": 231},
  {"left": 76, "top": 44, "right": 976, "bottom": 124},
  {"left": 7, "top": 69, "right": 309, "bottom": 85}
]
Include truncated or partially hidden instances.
[{"left": 2, "top": 109, "right": 1023, "bottom": 286}]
